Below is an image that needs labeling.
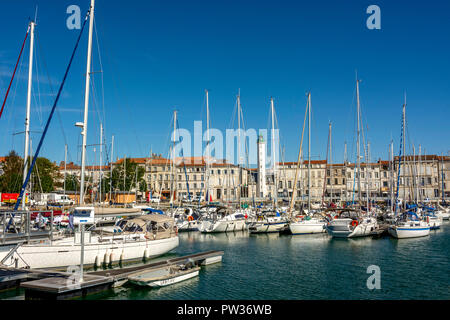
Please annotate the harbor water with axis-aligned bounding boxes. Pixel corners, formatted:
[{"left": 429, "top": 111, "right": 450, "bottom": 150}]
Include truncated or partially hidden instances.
[{"left": 1, "top": 222, "right": 449, "bottom": 300}]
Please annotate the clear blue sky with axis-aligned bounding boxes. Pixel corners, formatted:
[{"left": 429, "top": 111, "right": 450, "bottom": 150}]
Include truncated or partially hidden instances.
[{"left": 1, "top": 0, "right": 449, "bottom": 168}]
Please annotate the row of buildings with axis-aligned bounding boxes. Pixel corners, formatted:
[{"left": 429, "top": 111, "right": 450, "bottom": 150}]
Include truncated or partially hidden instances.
[{"left": 55, "top": 151, "right": 450, "bottom": 204}]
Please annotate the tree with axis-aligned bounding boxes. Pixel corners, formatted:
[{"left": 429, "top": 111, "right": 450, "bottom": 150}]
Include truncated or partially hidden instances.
[
  {"left": 104, "top": 159, "right": 146, "bottom": 193},
  {"left": 0, "top": 151, "right": 61, "bottom": 193},
  {"left": 0, "top": 151, "right": 23, "bottom": 193}
]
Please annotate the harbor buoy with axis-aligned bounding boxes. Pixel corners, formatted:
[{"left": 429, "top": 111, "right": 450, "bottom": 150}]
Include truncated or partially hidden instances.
[
  {"left": 120, "top": 250, "right": 124, "bottom": 262},
  {"left": 110, "top": 252, "right": 114, "bottom": 265},
  {"left": 144, "top": 248, "right": 150, "bottom": 259}
]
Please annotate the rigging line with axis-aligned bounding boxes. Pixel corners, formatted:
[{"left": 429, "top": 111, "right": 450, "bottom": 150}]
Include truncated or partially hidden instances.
[
  {"left": 93, "top": 17, "right": 106, "bottom": 126},
  {"left": 35, "top": 31, "right": 73, "bottom": 163},
  {"left": 11, "top": 7, "right": 91, "bottom": 214},
  {"left": 0, "top": 23, "right": 30, "bottom": 119},
  {"left": 33, "top": 39, "right": 44, "bottom": 127}
]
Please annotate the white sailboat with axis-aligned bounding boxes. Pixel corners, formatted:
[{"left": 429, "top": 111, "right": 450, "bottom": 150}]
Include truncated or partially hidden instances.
[
  {"left": 0, "top": 0, "right": 179, "bottom": 269},
  {"left": 388, "top": 99, "right": 430, "bottom": 239},
  {"left": 288, "top": 92, "right": 327, "bottom": 234},
  {"left": 327, "top": 77, "right": 378, "bottom": 238}
]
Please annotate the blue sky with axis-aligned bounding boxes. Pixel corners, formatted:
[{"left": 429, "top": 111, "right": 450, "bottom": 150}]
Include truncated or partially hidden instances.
[{"left": 1, "top": 0, "right": 449, "bottom": 168}]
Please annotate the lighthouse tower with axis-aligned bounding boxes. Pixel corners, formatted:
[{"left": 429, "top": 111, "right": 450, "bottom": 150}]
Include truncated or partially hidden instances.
[{"left": 257, "top": 134, "right": 266, "bottom": 198}]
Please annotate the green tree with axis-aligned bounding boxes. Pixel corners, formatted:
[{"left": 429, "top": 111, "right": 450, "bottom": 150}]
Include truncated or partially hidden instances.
[
  {"left": 104, "top": 159, "right": 146, "bottom": 193},
  {"left": 0, "top": 151, "right": 61, "bottom": 193},
  {"left": 0, "top": 151, "right": 23, "bottom": 192}
]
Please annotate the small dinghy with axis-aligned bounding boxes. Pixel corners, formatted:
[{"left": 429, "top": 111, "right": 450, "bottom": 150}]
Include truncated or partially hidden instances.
[{"left": 128, "top": 263, "right": 200, "bottom": 288}]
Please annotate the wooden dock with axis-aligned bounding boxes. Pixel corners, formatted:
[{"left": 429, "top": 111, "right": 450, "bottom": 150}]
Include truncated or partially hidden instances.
[{"left": 19, "top": 250, "right": 224, "bottom": 299}]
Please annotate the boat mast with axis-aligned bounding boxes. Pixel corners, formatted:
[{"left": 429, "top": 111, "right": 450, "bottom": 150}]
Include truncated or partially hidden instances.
[
  {"left": 170, "top": 110, "right": 177, "bottom": 204},
  {"left": 402, "top": 99, "right": 406, "bottom": 210},
  {"left": 271, "top": 98, "right": 277, "bottom": 208},
  {"left": 64, "top": 144, "right": 67, "bottom": 197},
  {"left": 289, "top": 95, "right": 308, "bottom": 215},
  {"left": 356, "top": 77, "right": 362, "bottom": 211},
  {"left": 22, "top": 20, "right": 35, "bottom": 210},
  {"left": 205, "top": 90, "right": 210, "bottom": 204},
  {"left": 110, "top": 135, "right": 114, "bottom": 202},
  {"left": 390, "top": 140, "right": 394, "bottom": 211},
  {"left": 366, "top": 141, "right": 370, "bottom": 212},
  {"left": 308, "top": 92, "right": 311, "bottom": 213},
  {"left": 237, "top": 90, "right": 241, "bottom": 207},
  {"left": 79, "top": 0, "right": 95, "bottom": 205},
  {"left": 99, "top": 122, "right": 103, "bottom": 204},
  {"left": 329, "top": 121, "right": 333, "bottom": 205}
]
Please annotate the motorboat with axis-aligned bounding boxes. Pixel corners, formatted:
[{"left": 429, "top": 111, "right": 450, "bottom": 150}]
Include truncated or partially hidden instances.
[
  {"left": 171, "top": 207, "right": 201, "bottom": 232},
  {"left": 199, "top": 206, "right": 247, "bottom": 233},
  {"left": 128, "top": 263, "right": 200, "bottom": 288},
  {"left": 326, "top": 209, "right": 378, "bottom": 238},
  {"left": 248, "top": 210, "right": 288, "bottom": 234}
]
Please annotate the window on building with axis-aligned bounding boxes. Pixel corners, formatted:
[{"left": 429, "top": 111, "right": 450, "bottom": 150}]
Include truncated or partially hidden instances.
[
  {"left": 194, "top": 183, "right": 197, "bottom": 189},
  {"left": 327, "top": 178, "right": 330, "bottom": 185},
  {"left": 218, "top": 170, "right": 221, "bottom": 174},
  {"left": 335, "top": 178, "right": 338, "bottom": 185},
  {"left": 288, "top": 181, "right": 292, "bottom": 188}
]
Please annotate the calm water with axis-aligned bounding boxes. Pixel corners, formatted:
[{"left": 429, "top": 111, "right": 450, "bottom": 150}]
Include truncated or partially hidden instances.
[{"left": 2, "top": 222, "right": 449, "bottom": 300}]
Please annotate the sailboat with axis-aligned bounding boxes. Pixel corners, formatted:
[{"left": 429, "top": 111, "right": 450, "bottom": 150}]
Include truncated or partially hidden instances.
[
  {"left": 247, "top": 98, "right": 288, "bottom": 233},
  {"left": 388, "top": 101, "right": 430, "bottom": 239},
  {"left": 198, "top": 90, "right": 247, "bottom": 233},
  {"left": 0, "top": 0, "right": 179, "bottom": 269},
  {"left": 289, "top": 93, "right": 327, "bottom": 235},
  {"left": 326, "top": 77, "right": 378, "bottom": 238}
]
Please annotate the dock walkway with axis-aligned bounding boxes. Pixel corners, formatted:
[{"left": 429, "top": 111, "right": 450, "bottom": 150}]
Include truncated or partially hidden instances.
[{"left": 19, "top": 250, "right": 224, "bottom": 299}]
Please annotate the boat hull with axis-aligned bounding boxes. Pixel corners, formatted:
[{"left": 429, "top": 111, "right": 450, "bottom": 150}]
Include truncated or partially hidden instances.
[
  {"left": 388, "top": 226, "right": 430, "bottom": 238},
  {"left": 249, "top": 221, "right": 287, "bottom": 234},
  {"left": 0, "top": 236, "right": 179, "bottom": 269},
  {"left": 289, "top": 222, "right": 326, "bottom": 235},
  {"left": 199, "top": 219, "right": 246, "bottom": 233}
]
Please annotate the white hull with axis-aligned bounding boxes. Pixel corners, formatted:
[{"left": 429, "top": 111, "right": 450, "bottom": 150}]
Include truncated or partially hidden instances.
[
  {"left": 326, "top": 218, "right": 378, "bottom": 238},
  {"left": 289, "top": 222, "right": 326, "bottom": 235},
  {"left": 177, "top": 220, "right": 199, "bottom": 232},
  {"left": 199, "top": 219, "right": 246, "bottom": 233},
  {"left": 0, "top": 236, "right": 179, "bottom": 269},
  {"left": 388, "top": 225, "right": 430, "bottom": 238},
  {"left": 249, "top": 221, "right": 287, "bottom": 233}
]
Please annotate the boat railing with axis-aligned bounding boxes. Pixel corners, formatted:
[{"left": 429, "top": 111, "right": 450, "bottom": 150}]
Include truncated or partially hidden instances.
[{"left": 0, "top": 210, "right": 55, "bottom": 245}]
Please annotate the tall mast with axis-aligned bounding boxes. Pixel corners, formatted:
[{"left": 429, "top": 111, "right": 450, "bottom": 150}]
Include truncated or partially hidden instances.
[
  {"left": 79, "top": 0, "right": 95, "bottom": 205},
  {"left": 418, "top": 144, "right": 422, "bottom": 203},
  {"left": 99, "top": 122, "right": 103, "bottom": 204},
  {"left": 356, "top": 77, "right": 362, "bottom": 209},
  {"left": 170, "top": 110, "right": 177, "bottom": 204},
  {"left": 329, "top": 121, "right": 333, "bottom": 204},
  {"left": 237, "top": 90, "right": 241, "bottom": 207},
  {"left": 402, "top": 100, "right": 406, "bottom": 209},
  {"left": 366, "top": 141, "right": 370, "bottom": 212},
  {"left": 289, "top": 94, "right": 308, "bottom": 215},
  {"left": 389, "top": 140, "right": 394, "bottom": 209},
  {"left": 110, "top": 135, "right": 114, "bottom": 202},
  {"left": 64, "top": 144, "right": 67, "bottom": 197},
  {"left": 22, "top": 21, "right": 35, "bottom": 210},
  {"left": 206, "top": 90, "right": 210, "bottom": 204},
  {"left": 308, "top": 92, "right": 311, "bottom": 212},
  {"left": 271, "top": 97, "right": 277, "bottom": 208}
]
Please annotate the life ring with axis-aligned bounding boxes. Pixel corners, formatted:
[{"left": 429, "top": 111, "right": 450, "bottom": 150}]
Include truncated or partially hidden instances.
[
  {"left": 351, "top": 220, "right": 359, "bottom": 227},
  {"left": 188, "top": 216, "right": 194, "bottom": 221}
]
